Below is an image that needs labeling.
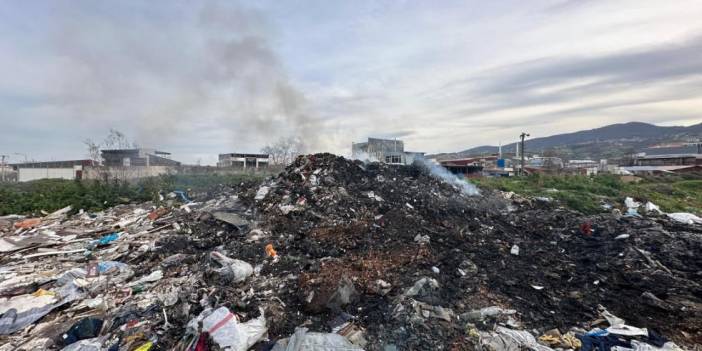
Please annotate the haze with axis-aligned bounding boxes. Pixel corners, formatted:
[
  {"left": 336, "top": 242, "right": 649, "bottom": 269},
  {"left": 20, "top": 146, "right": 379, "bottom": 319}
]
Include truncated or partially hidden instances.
[{"left": 1, "top": 0, "right": 701, "bottom": 164}]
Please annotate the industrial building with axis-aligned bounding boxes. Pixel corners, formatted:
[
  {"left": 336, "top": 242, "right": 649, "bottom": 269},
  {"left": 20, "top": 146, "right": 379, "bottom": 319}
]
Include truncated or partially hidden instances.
[
  {"left": 351, "top": 138, "right": 424, "bottom": 165},
  {"left": 619, "top": 165, "right": 702, "bottom": 175},
  {"left": 439, "top": 156, "right": 496, "bottom": 177},
  {"left": 639, "top": 144, "right": 701, "bottom": 156},
  {"left": 217, "top": 153, "right": 270, "bottom": 169},
  {"left": 101, "top": 149, "right": 180, "bottom": 167},
  {"left": 631, "top": 153, "right": 702, "bottom": 167},
  {"left": 13, "top": 160, "right": 94, "bottom": 182}
]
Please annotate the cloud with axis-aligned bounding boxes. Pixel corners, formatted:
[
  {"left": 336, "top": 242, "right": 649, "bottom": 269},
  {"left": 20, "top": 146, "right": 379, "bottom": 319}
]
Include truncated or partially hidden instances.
[{"left": 1, "top": 0, "right": 701, "bottom": 163}]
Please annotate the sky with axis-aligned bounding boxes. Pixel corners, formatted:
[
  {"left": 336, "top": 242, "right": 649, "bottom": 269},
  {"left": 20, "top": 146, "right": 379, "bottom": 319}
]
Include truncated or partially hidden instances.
[{"left": 1, "top": 0, "right": 701, "bottom": 165}]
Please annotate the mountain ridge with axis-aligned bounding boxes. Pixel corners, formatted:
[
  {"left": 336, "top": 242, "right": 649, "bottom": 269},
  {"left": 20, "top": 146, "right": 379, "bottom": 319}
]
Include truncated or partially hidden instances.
[{"left": 431, "top": 121, "right": 702, "bottom": 160}]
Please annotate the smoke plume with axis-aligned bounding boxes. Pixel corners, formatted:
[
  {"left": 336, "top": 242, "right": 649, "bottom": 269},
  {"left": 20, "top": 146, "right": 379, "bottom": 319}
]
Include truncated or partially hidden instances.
[
  {"left": 416, "top": 158, "right": 480, "bottom": 196},
  {"left": 49, "top": 1, "right": 320, "bottom": 154}
]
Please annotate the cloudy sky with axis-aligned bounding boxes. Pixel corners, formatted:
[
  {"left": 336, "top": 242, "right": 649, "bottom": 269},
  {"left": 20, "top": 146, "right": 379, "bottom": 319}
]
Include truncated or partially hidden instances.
[{"left": 1, "top": 0, "right": 701, "bottom": 164}]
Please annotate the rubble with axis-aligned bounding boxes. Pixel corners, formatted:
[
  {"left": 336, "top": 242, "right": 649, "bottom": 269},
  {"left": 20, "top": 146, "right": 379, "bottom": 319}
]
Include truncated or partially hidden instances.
[{"left": 0, "top": 153, "right": 700, "bottom": 350}]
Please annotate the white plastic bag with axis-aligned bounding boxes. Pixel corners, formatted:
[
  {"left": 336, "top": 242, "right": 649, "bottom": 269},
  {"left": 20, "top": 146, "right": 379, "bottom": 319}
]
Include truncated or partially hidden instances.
[
  {"left": 272, "top": 327, "right": 363, "bottom": 351},
  {"left": 202, "top": 307, "right": 267, "bottom": 351},
  {"left": 255, "top": 186, "right": 270, "bottom": 201},
  {"left": 624, "top": 197, "right": 641, "bottom": 209},
  {"left": 210, "top": 252, "right": 253, "bottom": 283},
  {"left": 480, "top": 326, "right": 553, "bottom": 351},
  {"left": 667, "top": 213, "right": 702, "bottom": 225},
  {"left": 644, "top": 202, "right": 662, "bottom": 214}
]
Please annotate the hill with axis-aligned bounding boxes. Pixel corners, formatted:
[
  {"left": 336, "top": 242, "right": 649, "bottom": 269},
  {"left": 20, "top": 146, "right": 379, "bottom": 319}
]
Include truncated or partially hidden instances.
[{"left": 432, "top": 122, "right": 702, "bottom": 160}]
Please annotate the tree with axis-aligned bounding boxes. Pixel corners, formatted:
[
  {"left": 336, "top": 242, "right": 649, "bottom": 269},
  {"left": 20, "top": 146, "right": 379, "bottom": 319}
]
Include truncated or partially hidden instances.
[
  {"left": 84, "top": 129, "right": 139, "bottom": 165},
  {"left": 261, "top": 136, "right": 305, "bottom": 165},
  {"left": 83, "top": 139, "right": 102, "bottom": 165},
  {"left": 103, "top": 128, "right": 138, "bottom": 149}
]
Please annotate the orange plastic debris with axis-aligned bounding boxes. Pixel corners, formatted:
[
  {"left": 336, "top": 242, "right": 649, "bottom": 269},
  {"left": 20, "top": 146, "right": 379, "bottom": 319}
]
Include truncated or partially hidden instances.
[
  {"left": 265, "top": 243, "right": 277, "bottom": 257},
  {"left": 14, "top": 218, "right": 41, "bottom": 229},
  {"left": 148, "top": 208, "right": 169, "bottom": 221},
  {"left": 31, "top": 288, "right": 56, "bottom": 297}
]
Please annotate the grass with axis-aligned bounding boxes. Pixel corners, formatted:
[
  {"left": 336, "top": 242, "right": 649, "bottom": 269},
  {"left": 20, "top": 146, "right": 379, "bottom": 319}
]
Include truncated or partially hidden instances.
[
  {"left": 474, "top": 173, "right": 702, "bottom": 215},
  {"left": 0, "top": 173, "right": 265, "bottom": 216}
]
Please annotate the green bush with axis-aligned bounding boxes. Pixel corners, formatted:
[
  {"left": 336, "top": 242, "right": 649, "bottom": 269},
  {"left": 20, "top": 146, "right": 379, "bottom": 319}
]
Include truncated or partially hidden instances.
[
  {"left": 476, "top": 174, "right": 702, "bottom": 215},
  {"left": 0, "top": 173, "right": 264, "bottom": 216}
]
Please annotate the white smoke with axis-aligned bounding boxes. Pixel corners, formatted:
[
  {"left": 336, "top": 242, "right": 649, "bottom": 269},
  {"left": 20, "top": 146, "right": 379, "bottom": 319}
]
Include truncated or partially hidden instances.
[
  {"left": 351, "top": 151, "right": 380, "bottom": 163},
  {"left": 416, "top": 158, "right": 480, "bottom": 196},
  {"left": 47, "top": 1, "right": 322, "bottom": 156}
]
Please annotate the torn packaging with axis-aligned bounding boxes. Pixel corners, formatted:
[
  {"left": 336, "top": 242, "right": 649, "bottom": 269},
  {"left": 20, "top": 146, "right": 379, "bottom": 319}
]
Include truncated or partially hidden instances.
[
  {"left": 212, "top": 211, "right": 250, "bottom": 230},
  {"left": 271, "top": 327, "right": 363, "bottom": 351},
  {"left": 200, "top": 307, "right": 267, "bottom": 351},
  {"left": 480, "top": 326, "right": 553, "bottom": 351},
  {"left": 0, "top": 297, "right": 70, "bottom": 334},
  {"left": 0, "top": 233, "right": 59, "bottom": 253},
  {"left": 210, "top": 251, "right": 253, "bottom": 283}
]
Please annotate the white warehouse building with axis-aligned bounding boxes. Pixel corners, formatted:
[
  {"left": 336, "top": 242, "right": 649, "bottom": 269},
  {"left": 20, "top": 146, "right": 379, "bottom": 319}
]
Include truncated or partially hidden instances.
[{"left": 14, "top": 160, "right": 94, "bottom": 182}]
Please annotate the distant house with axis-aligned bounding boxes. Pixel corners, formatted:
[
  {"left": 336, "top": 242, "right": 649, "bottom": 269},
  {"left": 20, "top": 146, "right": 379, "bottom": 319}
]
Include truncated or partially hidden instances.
[
  {"left": 439, "top": 156, "right": 498, "bottom": 177},
  {"left": 351, "top": 137, "right": 424, "bottom": 165},
  {"left": 217, "top": 153, "right": 269, "bottom": 169},
  {"left": 14, "top": 160, "right": 94, "bottom": 182},
  {"left": 101, "top": 149, "right": 180, "bottom": 167}
]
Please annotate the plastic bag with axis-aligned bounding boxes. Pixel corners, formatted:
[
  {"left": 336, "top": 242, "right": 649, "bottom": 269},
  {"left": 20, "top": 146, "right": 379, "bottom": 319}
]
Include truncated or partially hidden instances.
[
  {"left": 667, "top": 213, "right": 702, "bottom": 225},
  {"left": 272, "top": 327, "right": 363, "bottom": 351},
  {"left": 210, "top": 252, "right": 253, "bottom": 283},
  {"left": 644, "top": 202, "right": 662, "bottom": 214},
  {"left": 624, "top": 197, "right": 640, "bottom": 209},
  {"left": 201, "top": 307, "right": 267, "bottom": 351},
  {"left": 480, "top": 326, "right": 553, "bottom": 351}
]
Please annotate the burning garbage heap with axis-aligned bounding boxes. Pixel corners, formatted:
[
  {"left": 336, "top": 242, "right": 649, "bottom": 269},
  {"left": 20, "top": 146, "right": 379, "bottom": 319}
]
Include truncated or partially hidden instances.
[{"left": 0, "top": 153, "right": 700, "bottom": 350}]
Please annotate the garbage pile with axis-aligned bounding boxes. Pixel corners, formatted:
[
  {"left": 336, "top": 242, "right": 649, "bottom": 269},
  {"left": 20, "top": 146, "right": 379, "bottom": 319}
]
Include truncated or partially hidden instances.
[{"left": 0, "top": 153, "right": 700, "bottom": 350}]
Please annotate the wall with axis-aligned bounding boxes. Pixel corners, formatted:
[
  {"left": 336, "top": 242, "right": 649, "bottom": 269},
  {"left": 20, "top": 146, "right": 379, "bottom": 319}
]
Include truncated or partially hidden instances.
[
  {"left": 83, "top": 166, "right": 175, "bottom": 181},
  {"left": 19, "top": 168, "right": 77, "bottom": 182},
  {"left": 83, "top": 164, "right": 279, "bottom": 181}
]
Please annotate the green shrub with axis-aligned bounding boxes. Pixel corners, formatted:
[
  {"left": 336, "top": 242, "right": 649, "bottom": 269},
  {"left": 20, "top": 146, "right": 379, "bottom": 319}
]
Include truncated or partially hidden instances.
[
  {"left": 476, "top": 174, "right": 702, "bottom": 216},
  {"left": 0, "top": 173, "right": 264, "bottom": 216}
]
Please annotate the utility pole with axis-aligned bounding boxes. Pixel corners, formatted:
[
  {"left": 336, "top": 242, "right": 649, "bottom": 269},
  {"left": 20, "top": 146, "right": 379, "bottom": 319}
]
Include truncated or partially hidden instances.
[{"left": 519, "top": 132, "right": 529, "bottom": 176}]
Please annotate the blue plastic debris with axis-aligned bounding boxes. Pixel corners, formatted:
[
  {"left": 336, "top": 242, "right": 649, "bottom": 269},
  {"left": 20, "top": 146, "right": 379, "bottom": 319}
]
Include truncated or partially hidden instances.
[
  {"left": 86, "top": 232, "right": 121, "bottom": 251},
  {"left": 173, "top": 190, "right": 191, "bottom": 203},
  {"left": 97, "top": 232, "right": 120, "bottom": 245}
]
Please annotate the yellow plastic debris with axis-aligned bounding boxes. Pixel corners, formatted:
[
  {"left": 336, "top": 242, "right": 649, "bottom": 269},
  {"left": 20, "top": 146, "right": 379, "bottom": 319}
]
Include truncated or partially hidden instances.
[
  {"left": 563, "top": 332, "right": 582, "bottom": 349},
  {"left": 134, "top": 341, "right": 153, "bottom": 351},
  {"left": 538, "top": 332, "right": 582, "bottom": 349},
  {"left": 31, "top": 289, "right": 56, "bottom": 297},
  {"left": 538, "top": 334, "right": 561, "bottom": 346}
]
